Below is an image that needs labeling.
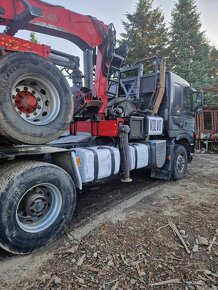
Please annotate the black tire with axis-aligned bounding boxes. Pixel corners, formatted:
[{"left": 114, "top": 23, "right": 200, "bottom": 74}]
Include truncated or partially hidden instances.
[
  {"left": 0, "top": 52, "right": 73, "bottom": 144},
  {"left": 172, "top": 144, "right": 188, "bottom": 180},
  {"left": 0, "top": 161, "right": 76, "bottom": 254}
]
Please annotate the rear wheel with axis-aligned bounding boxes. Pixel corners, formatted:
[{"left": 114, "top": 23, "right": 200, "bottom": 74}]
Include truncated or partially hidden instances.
[
  {"left": 172, "top": 144, "right": 188, "bottom": 180},
  {"left": 0, "top": 52, "right": 73, "bottom": 144},
  {"left": 0, "top": 161, "right": 76, "bottom": 254},
  {"left": 11, "top": 74, "right": 61, "bottom": 126}
]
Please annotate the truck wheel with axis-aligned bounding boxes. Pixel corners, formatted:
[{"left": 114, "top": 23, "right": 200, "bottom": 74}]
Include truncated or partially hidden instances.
[
  {"left": 0, "top": 161, "right": 76, "bottom": 254},
  {"left": 172, "top": 144, "right": 188, "bottom": 180},
  {"left": 0, "top": 52, "right": 73, "bottom": 144}
]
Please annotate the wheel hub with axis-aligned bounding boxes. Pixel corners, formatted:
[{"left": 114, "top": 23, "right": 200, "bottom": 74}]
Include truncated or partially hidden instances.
[
  {"left": 24, "top": 192, "right": 49, "bottom": 217},
  {"left": 12, "top": 84, "right": 44, "bottom": 120},
  {"left": 15, "top": 91, "right": 38, "bottom": 114},
  {"left": 11, "top": 75, "right": 60, "bottom": 126},
  {"left": 177, "top": 155, "right": 185, "bottom": 173},
  {"left": 16, "top": 183, "right": 63, "bottom": 233}
]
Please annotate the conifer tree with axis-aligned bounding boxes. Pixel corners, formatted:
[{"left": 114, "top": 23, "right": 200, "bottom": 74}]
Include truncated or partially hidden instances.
[
  {"left": 209, "top": 47, "right": 218, "bottom": 79},
  {"left": 120, "top": 0, "right": 169, "bottom": 65},
  {"left": 205, "top": 47, "right": 218, "bottom": 105},
  {"left": 30, "top": 32, "right": 40, "bottom": 44},
  {"left": 168, "top": 0, "right": 211, "bottom": 88}
]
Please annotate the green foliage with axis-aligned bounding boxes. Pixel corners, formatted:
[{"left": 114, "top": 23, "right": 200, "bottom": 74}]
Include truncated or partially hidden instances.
[
  {"left": 204, "top": 93, "right": 218, "bottom": 106},
  {"left": 120, "top": 0, "right": 169, "bottom": 65},
  {"left": 209, "top": 47, "right": 218, "bottom": 78},
  {"left": 30, "top": 32, "right": 40, "bottom": 44},
  {"left": 168, "top": 0, "right": 211, "bottom": 89},
  {"left": 207, "top": 47, "right": 218, "bottom": 105},
  {"left": 118, "top": 0, "right": 218, "bottom": 106}
]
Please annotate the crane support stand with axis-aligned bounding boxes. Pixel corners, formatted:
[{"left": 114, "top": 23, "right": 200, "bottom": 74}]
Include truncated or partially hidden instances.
[{"left": 119, "top": 125, "right": 132, "bottom": 183}]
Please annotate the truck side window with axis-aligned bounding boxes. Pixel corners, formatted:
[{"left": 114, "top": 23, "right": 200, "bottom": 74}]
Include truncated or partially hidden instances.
[
  {"left": 172, "top": 83, "right": 183, "bottom": 115},
  {"left": 184, "top": 88, "right": 193, "bottom": 113}
]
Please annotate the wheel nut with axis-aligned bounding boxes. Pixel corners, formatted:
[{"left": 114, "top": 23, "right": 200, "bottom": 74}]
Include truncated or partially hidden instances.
[
  {"left": 32, "top": 90, "right": 36, "bottom": 95},
  {"left": 26, "top": 114, "right": 30, "bottom": 118},
  {"left": 16, "top": 88, "right": 20, "bottom": 93},
  {"left": 24, "top": 87, "right": 28, "bottom": 91},
  {"left": 33, "top": 112, "right": 37, "bottom": 116},
  {"left": 38, "top": 106, "right": 41, "bottom": 109},
  {"left": 37, "top": 98, "right": 41, "bottom": 102}
]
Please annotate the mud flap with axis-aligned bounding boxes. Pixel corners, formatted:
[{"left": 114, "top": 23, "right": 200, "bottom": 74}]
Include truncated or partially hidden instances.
[
  {"left": 53, "top": 151, "right": 82, "bottom": 190},
  {"left": 150, "top": 141, "right": 174, "bottom": 180}
]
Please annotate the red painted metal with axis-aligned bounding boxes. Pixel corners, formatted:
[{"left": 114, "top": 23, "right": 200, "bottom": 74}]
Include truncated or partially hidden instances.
[
  {"left": 71, "top": 121, "right": 92, "bottom": 135},
  {"left": 94, "top": 46, "right": 109, "bottom": 115},
  {"left": 15, "top": 91, "right": 38, "bottom": 114},
  {"left": 0, "top": 33, "right": 50, "bottom": 58},
  {"left": 0, "top": 0, "right": 108, "bottom": 49},
  {"left": 71, "top": 119, "right": 125, "bottom": 137}
]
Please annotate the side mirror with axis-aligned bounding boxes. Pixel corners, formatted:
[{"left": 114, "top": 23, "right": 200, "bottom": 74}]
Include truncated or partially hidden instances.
[
  {"left": 196, "top": 107, "right": 203, "bottom": 115},
  {"left": 194, "top": 90, "right": 203, "bottom": 112},
  {"left": 196, "top": 91, "right": 203, "bottom": 104}
]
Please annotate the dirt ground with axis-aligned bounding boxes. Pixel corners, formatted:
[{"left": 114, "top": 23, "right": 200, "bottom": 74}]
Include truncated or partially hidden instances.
[{"left": 0, "top": 154, "right": 217, "bottom": 290}]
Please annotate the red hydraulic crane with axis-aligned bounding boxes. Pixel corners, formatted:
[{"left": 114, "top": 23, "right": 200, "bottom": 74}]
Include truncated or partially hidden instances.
[{"left": 0, "top": 0, "right": 114, "bottom": 116}]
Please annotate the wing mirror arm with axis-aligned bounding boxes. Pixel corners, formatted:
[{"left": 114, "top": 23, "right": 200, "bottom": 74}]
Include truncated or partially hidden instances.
[{"left": 194, "top": 90, "right": 204, "bottom": 114}]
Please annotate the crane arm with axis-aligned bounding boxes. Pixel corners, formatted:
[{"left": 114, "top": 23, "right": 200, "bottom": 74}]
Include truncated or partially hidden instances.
[
  {"left": 0, "top": 0, "right": 115, "bottom": 114},
  {"left": 0, "top": 0, "right": 109, "bottom": 50}
]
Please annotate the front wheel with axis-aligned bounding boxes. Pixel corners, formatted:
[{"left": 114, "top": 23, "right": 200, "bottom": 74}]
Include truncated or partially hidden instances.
[
  {"left": 172, "top": 144, "right": 188, "bottom": 180},
  {"left": 0, "top": 161, "right": 76, "bottom": 254}
]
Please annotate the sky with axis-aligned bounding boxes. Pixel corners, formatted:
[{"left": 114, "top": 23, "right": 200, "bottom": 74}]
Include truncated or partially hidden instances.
[{"left": 0, "top": 0, "right": 217, "bottom": 64}]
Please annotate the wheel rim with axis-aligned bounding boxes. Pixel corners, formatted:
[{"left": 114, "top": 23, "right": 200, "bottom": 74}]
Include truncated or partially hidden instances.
[
  {"left": 176, "top": 153, "right": 186, "bottom": 174},
  {"left": 16, "top": 183, "right": 62, "bottom": 233},
  {"left": 11, "top": 74, "right": 61, "bottom": 126}
]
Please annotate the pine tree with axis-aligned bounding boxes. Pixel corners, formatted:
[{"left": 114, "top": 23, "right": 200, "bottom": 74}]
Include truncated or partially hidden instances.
[
  {"left": 30, "top": 32, "right": 40, "bottom": 44},
  {"left": 120, "top": 0, "right": 169, "bottom": 65},
  {"left": 169, "top": 0, "right": 211, "bottom": 88},
  {"left": 209, "top": 47, "right": 218, "bottom": 79},
  {"left": 205, "top": 47, "right": 218, "bottom": 106}
]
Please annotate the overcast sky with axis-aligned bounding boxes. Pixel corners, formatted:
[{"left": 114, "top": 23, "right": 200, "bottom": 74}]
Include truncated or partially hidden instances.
[{"left": 1, "top": 0, "right": 217, "bottom": 61}]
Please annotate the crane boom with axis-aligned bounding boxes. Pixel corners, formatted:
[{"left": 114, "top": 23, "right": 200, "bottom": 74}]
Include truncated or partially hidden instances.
[
  {"left": 0, "top": 0, "right": 115, "bottom": 114},
  {"left": 0, "top": 0, "right": 109, "bottom": 50}
]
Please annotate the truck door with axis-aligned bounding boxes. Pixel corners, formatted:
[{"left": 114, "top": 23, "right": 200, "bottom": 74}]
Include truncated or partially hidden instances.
[
  {"left": 171, "top": 83, "right": 195, "bottom": 136},
  {"left": 182, "top": 87, "right": 195, "bottom": 136}
]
